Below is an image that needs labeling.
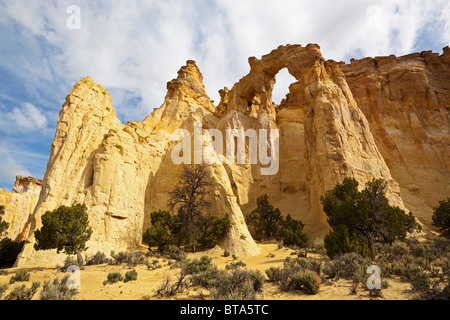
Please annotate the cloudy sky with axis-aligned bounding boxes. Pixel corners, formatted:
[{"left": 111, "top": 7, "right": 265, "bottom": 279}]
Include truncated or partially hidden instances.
[{"left": 0, "top": 0, "right": 449, "bottom": 191}]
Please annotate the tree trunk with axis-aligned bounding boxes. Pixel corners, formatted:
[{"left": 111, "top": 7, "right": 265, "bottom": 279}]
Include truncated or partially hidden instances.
[{"left": 75, "top": 248, "right": 84, "bottom": 267}]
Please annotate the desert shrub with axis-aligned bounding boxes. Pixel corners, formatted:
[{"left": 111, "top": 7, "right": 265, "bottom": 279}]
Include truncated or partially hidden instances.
[
  {"left": 391, "top": 240, "right": 410, "bottom": 259},
  {"left": 110, "top": 251, "right": 129, "bottom": 265},
  {"left": 0, "top": 269, "right": 8, "bottom": 276},
  {"left": 86, "top": 251, "right": 110, "bottom": 265},
  {"left": 410, "top": 269, "right": 431, "bottom": 292},
  {"left": 267, "top": 257, "right": 321, "bottom": 294},
  {"left": 0, "top": 283, "right": 7, "bottom": 299},
  {"left": 183, "top": 255, "right": 214, "bottom": 274},
  {"left": 165, "top": 245, "right": 187, "bottom": 262},
  {"left": 4, "top": 282, "right": 40, "bottom": 300},
  {"left": 322, "top": 253, "right": 369, "bottom": 279},
  {"left": 226, "top": 261, "right": 247, "bottom": 270},
  {"left": 430, "top": 236, "right": 450, "bottom": 258},
  {"left": 124, "top": 269, "right": 138, "bottom": 283},
  {"left": 59, "top": 256, "right": 79, "bottom": 272},
  {"left": 0, "top": 238, "right": 25, "bottom": 269},
  {"left": 9, "top": 270, "right": 30, "bottom": 284},
  {"left": 183, "top": 256, "right": 219, "bottom": 288},
  {"left": 265, "top": 267, "right": 282, "bottom": 283},
  {"left": 289, "top": 270, "right": 321, "bottom": 294},
  {"left": 40, "top": 276, "right": 78, "bottom": 300},
  {"left": 310, "top": 237, "right": 326, "bottom": 255},
  {"left": 127, "top": 253, "right": 145, "bottom": 267},
  {"left": 144, "top": 259, "right": 161, "bottom": 270},
  {"left": 103, "top": 272, "right": 123, "bottom": 285},
  {"left": 224, "top": 250, "right": 230, "bottom": 257},
  {"left": 208, "top": 269, "right": 265, "bottom": 300},
  {"left": 155, "top": 274, "right": 190, "bottom": 298}
]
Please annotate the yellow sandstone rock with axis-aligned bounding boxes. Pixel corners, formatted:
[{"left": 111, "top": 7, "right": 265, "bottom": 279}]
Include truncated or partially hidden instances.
[
  {"left": 0, "top": 176, "right": 42, "bottom": 242},
  {"left": 13, "top": 44, "right": 449, "bottom": 267}
]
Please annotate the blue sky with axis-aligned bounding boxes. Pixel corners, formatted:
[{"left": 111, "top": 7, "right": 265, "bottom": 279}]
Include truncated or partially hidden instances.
[{"left": 0, "top": 0, "right": 449, "bottom": 191}]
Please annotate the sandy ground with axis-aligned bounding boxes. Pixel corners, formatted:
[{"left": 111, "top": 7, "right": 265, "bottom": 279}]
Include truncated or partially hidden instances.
[{"left": 0, "top": 243, "right": 414, "bottom": 300}]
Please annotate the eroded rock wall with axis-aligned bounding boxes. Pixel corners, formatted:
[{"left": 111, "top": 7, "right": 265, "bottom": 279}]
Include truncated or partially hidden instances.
[{"left": 341, "top": 48, "right": 450, "bottom": 229}]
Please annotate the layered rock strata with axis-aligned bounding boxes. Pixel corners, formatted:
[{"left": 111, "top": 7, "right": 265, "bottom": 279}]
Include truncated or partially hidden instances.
[{"left": 14, "top": 44, "right": 449, "bottom": 267}]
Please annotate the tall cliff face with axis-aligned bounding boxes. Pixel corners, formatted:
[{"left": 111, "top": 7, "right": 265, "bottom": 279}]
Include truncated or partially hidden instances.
[
  {"left": 341, "top": 48, "right": 450, "bottom": 228},
  {"left": 14, "top": 44, "right": 449, "bottom": 267},
  {"left": 0, "top": 176, "right": 42, "bottom": 242}
]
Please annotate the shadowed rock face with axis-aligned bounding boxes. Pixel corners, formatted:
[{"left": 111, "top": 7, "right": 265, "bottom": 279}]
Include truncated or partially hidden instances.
[{"left": 14, "top": 44, "right": 449, "bottom": 267}]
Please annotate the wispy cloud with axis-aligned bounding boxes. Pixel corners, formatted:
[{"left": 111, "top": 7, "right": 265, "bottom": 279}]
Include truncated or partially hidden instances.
[{"left": 0, "top": 0, "right": 448, "bottom": 189}]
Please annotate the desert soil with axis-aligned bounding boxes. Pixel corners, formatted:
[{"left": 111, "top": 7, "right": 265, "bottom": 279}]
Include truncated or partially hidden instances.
[{"left": 0, "top": 243, "right": 414, "bottom": 300}]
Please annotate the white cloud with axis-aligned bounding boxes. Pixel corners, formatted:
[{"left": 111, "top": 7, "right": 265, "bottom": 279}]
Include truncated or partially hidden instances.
[
  {"left": 1, "top": 0, "right": 449, "bottom": 124},
  {"left": 0, "top": 145, "right": 31, "bottom": 188},
  {"left": 1, "top": 102, "right": 48, "bottom": 132}
]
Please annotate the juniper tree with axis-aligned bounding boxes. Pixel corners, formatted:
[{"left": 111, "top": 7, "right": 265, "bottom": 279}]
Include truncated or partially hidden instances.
[
  {"left": 432, "top": 198, "right": 450, "bottom": 235},
  {"left": 167, "top": 165, "right": 212, "bottom": 251},
  {"left": 246, "top": 195, "right": 283, "bottom": 239},
  {"left": 34, "top": 204, "right": 92, "bottom": 266},
  {"left": 321, "top": 178, "right": 418, "bottom": 260}
]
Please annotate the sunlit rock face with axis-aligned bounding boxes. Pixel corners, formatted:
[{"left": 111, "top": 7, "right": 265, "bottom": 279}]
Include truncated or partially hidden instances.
[
  {"left": 0, "top": 176, "right": 42, "bottom": 242},
  {"left": 14, "top": 44, "right": 449, "bottom": 267}
]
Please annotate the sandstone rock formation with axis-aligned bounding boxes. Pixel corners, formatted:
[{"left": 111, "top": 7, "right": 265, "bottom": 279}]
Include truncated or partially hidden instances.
[
  {"left": 0, "top": 176, "right": 42, "bottom": 242},
  {"left": 14, "top": 44, "right": 449, "bottom": 267},
  {"left": 340, "top": 48, "right": 450, "bottom": 228}
]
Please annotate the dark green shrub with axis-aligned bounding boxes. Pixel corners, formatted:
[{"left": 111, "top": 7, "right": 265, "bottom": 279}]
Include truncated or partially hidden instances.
[
  {"left": 432, "top": 198, "right": 450, "bottom": 234},
  {"left": 246, "top": 195, "right": 283, "bottom": 239},
  {"left": 5, "top": 282, "right": 40, "bottom": 300},
  {"left": 324, "top": 225, "right": 370, "bottom": 259},
  {"left": 40, "top": 276, "right": 78, "bottom": 300},
  {"left": 9, "top": 270, "right": 30, "bottom": 284},
  {"left": 143, "top": 210, "right": 175, "bottom": 252},
  {"left": 103, "top": 272, "right": 123, "bottom": 285},
  {"left": 224, "top": 250, "right": 230, "bottom": 257},
  {"left": 196, "top": 214, "right": 231, "bottom": 249},
  {"left": 321, "top": 178, "right": 419, "bottom": 259},
  {"left": 124, "top": 269, "right": 138, "bottom": 283},
  {"left": 279, "top": 214, "right": 308, "bottom": 248}
]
